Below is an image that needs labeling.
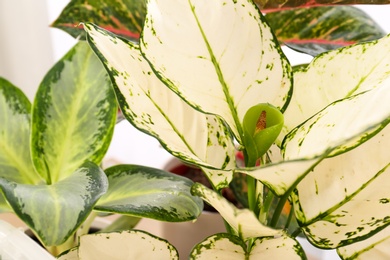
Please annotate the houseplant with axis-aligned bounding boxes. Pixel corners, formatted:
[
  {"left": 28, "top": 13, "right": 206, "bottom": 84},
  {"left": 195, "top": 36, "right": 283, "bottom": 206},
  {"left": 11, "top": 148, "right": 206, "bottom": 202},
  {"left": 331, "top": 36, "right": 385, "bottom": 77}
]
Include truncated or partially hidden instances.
[
  {"left": 49, "top": 0, "right": 390, "bottom": 259},
  {"left": 0, "top": 40, "right": 203, "bottom": 257}
]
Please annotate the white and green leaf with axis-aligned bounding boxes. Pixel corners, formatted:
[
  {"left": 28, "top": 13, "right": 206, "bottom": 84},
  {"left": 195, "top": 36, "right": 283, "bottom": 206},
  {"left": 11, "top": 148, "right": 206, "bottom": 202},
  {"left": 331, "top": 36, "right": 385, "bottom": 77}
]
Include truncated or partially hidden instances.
[
  {"left": 84, "top": 23, "right": 236, "bottom": 188},
  {"left": 0, "top": 78, "right": 42, "bottom": 185},
  {"left": 291, "top": 124, "right": 390, "bottom": 248},
  {"left": 141, "top": 0, "right": 292, "bottom": 143},
  {"left": 95, "top": 164, "right": 203, "bottom": 221},
  {"left": 190, "top": 233, "right": 305, "bottom": 259},
  {"left": 191, "top": 183, "right": 282, "bottom": 240},
  {"left": 337, "top": 225, "right": 390, "bottom": 259},
  {"left": 60, "top": 230, "right": 178, "bottom": 260},
  {"left": 282, "top": 34, "right": 390, "bottom": 142},
  {"left": 0, "top": 161, "right": 108, "bottom": 246},
  {"left": 31, "top": 41, "right": 117, "bottom": 184}
]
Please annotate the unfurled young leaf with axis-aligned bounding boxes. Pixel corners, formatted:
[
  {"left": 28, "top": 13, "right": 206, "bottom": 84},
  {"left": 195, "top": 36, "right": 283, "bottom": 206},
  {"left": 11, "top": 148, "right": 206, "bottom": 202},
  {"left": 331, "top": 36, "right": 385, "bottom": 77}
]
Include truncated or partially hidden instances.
[
  {"left": 266, "top": 6, "right": 386, "bottom": 56},
  {"left": 141, "top": 0, "right": 292, "bottom": 144},
  {"left": 0, "top": 161, "right": 108, "bottom": 246},
  {"left": 31, "top": 41, "right": 117, "bottom": 184},
  {"left": 84, "top": 23, "right": 236, "bottom": 189},
  {"left": 95, "top": 164, "right": 203, "bottom": 222}
]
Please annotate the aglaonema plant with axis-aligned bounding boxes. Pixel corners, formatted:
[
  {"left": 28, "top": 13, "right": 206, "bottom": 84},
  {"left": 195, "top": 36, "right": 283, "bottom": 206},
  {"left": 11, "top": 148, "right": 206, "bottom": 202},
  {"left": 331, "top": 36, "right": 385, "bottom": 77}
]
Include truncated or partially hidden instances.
[
  {"left": 64, "top": 0, "right": 390, "bottom": 259},
  {"left": 0, "top": 40, "right": 203, "bottom": 257}
]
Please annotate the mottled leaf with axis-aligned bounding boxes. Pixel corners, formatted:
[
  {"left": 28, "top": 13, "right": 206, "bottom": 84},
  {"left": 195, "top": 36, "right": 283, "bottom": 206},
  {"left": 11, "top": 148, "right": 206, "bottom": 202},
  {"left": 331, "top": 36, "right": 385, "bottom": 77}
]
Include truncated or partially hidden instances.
[
  {"left": 31, "top": 41, "right": 117, "bottom": 184},
  {"left": 84, "top": 23, "right": 236, "bottom": 189},
  {"left": 191, "top": 183, "right": 282, "bottom": 240},
  {"left": 291, "top": 124, "right": 390, "bottom": 248},
  {"left": 266, "top": 6, "right": 386, "bottom": 56},
  {"left": 0, "top": 161, "right": 108, "bottom": 246},
  {"left": 95, "top": 164, "right": 203, "bottom": 222},
  {"left": 51, "top": 0, "right": 145, "bottom": 41},
  {"left": 0, "top": 78, "right": 41, "bottom": 185},
  {"left": 141, "top": 0, "right": 292, "bottom": 144}
]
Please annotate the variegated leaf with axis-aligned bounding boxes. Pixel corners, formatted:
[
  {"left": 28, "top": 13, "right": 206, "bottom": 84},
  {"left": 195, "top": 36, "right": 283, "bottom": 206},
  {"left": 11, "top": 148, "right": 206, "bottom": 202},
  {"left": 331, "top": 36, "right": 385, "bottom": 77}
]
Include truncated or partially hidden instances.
[
  {"left": 0, "top": 161, "right": 108, "bottom": 246},
  {"left": 291, "top": 124, "right": 390, "bottom": 249},
  {"left": 190, "top": 233, "right": 305, "bottom": 259},
  {"left": 52, "top": 0, "right": 145, "bottom": 41},
  {"left": 254, "top": 0, "right": 390, "bottom": 11},
  {"left": 266, "top": 6, "right": 386, "bottom": 56},
  {"left": 191, "top": 183, "right": 282, "bottom": 240},
  {"left": 84, "top": 23, "right": 236, "bottom": 189},
  {"left": 282, "top": 34, "right": 390, "bottom": 141},
  {"left": 141, "top": 0, "right": 292, "bottom": 144},
  {"left": 0, "top": 78, "right": 42, "bottom": 185},
  {"left": 95, "top": 164, "right": 203, "bottom": 221},
  {"left": 31, "top": 41, "right": 117, "bottom": 184},
  {"left": 78, "top": 230, "right": 178, "bottom": 259},
  {"left": 337, "top": 225, "right": 390, "bottom": 259}
]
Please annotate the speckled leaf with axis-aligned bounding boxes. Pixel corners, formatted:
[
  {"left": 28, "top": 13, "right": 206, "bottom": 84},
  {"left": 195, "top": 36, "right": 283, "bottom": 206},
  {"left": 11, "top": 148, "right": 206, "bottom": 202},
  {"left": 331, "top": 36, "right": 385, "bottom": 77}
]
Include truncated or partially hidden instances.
[
  {"left": 282, "top": 34, "right": 390, "bottom": 149},
  {"left": 31, "top": 41, "right": 117, "bottom": 184},
  {"left": 337, "top": 225, "right": 390, "bottom": 259},
  {"left": 190, "top": 232, "right": 304, "bottom": 259},
  {"left": 253, "top": 0, "right": 390, "bottom": 11},
  {"left": 84, "top": 23, "right": 236, "bottom": 189},
  {"left": 0, "top": 161, "right": 108, "bottom": 246},
  {"left": 95, "top": 164, "right": 203, "bottom": 222},
  {"left": 266, "top": 6, "right": 386, "bottom": 56},
  {"left": 191, "top": 183, "right": 282, "bottom": 240},
  {"left": 290, "top": 124, "right": 390, "bottom": 249},
  {"left": 52, "top": 0, "right": 145, "bottom": 41},
  {"left": 141, "top": 0, "right": 292, "bottom": 144},
  {"left": 77, "top": 230, "right": 178, "bottom": 259}
]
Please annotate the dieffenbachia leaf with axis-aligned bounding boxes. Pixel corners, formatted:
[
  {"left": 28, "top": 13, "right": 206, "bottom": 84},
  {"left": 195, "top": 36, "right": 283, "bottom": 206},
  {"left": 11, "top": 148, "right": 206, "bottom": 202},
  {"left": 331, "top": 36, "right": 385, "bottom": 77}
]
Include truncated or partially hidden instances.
[
  {"left": 0, "top": 78, "right": 42, "bottom": 185},
  {"left": 266, "top": 6, "right": 386, "bottom": 56},
  {"left": 191, "top": 183, "right": 282, "bottom": 240},
  {"left": 52, "top": 0, "right": 145, "bottom": 41},
  {"left": 63, "top": 230, "right": 178, "bottom": 260},
  {"left": 337, "top": 225, "right": 390, "bottom": 259},
  {"left": 94, "top": 164, "right": 203, "bottom": 221},
  {"left": 190, "top": 232, "right": 305, "bottom": 259},
  {"left": 291, "top": 124, "right": 390, "bottom": 249},
  {"left": 282, "top": 34, "right": 390, "bottom": 141},
  {"left": 31, "top": 41, "right": 117, "bottom": 184},
  {"left": 141, "top": 0, "right": 292, "bottom": 144},
  {"left": 0, "top": 161, "right": 108, "bottom": 246},
  {"left": 84, "top": 23, "right": 236, "bottom": 189}
]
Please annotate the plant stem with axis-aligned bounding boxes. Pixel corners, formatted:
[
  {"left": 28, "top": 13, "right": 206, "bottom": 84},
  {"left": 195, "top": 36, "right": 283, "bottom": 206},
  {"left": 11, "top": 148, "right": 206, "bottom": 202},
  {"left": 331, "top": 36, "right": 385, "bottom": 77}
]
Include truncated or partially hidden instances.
[{"left": 269, "top": 191, "right": 290, "bottom": 228}]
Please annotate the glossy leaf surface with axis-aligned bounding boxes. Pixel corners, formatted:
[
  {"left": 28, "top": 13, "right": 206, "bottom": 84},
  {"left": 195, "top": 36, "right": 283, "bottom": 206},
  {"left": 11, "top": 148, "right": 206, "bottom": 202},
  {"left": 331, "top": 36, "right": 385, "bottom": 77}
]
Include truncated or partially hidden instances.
[
  {"left": 0, "top": 161, "right": 108, "bottom": 246},
  {"left": 70, "top": 230, "right": 178, "bottom": 260},
  {"left": 52, "top": 0, "right": 145, "bottom": 41},
  {"left": 95, "top": 164, "right": 203, "bottom": 221},
  {"left": 31, "top": 41, "right": 117, "bottom": 184},
  {"left": 266, "top": 6, "right": 386, "bottom": 56},
  {"left": 191, "top": 183, "right": 282, "bottom": 240},
  {"left": 84, "top": 23, "right": 236, "bottom": 189},
  {"left": 141, "top": 0, "right": 292, "bottom": 144}
]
